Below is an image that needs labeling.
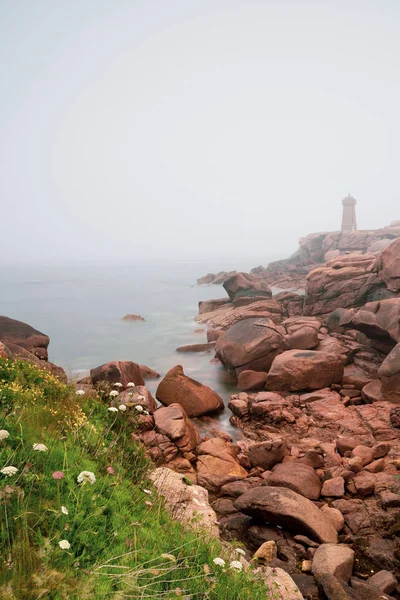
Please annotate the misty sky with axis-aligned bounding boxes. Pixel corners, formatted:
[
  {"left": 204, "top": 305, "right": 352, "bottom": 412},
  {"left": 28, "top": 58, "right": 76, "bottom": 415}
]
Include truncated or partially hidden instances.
[{"left": 1, "top": 1, "right": 399, "bottom": 262}]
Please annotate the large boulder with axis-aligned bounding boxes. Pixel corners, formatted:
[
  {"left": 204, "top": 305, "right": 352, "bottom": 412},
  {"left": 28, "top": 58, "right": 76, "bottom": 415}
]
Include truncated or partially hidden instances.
[
  {"left": 215, "top": 317, "right": 287, "bottom": 375},
  {"left": 377, "top": 343, "right": 400, "bottom": 404},
  {"left": 90, "top": 360, "right": 144, "bottom": 387},
  {"left": 247, "top": 439, "right": 289, "bottom": 470},
  {"left": 234, "top": 486, "right": 338, "bottom": 543},
  {"left": 223, "top": 272, "right": 272, "bottom": 301},
  {"left": 0, "top": 316, "right": 50, "bottom": 360},
  {"left": 268, "top": 462, "right": 322, "bottom": 500},
  {"left": 375, "top": 237, "right": 400, "bottom": 292},
  {"left": 196, "top": 438, "right": 247, "bottom": 492},
  {"left": 150, "top": 467, "right": 218, "bottom": 536},
  {"left": 351, "top": 298, "right": 400, "bottom": 344},
  {"left": 156, "top": 365, "right": 224, "bottom": 417},
  {"left": 265, "top": 350, "right": 344, "bottom": 391},
  {"left": 283, "top": 316, "right": 321, "bottom": 350},
  {"left": 153, "top": 404, "right": 200, "bottom": 453},
  {"left": 312, "top": 544, "right": 355, "bottom": 583}
]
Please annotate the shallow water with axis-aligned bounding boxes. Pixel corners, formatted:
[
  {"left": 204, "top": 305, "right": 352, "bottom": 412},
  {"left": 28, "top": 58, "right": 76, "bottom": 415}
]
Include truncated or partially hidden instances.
[{"left": 0, "top": 258, "right": 272, "bottom": 440}]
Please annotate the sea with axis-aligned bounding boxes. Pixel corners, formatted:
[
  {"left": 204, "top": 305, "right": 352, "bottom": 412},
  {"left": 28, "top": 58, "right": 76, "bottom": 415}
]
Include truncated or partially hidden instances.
[{"left": 0, "top": 257, "right": 272, "bottom": 439}]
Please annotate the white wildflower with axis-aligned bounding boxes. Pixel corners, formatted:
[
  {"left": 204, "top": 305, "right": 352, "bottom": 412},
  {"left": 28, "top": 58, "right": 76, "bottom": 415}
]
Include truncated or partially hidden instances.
[
  {"left": 0, "top": 466, "right": 18, "bottom": 477},
  {"left": 75, "top": 390, "right": 85, "bottom": 396},
  {"left": 108, "top": 407, "right": 118, "bottom": 412},
  {"left": 0, "top": 430, "right": 10, "bottom": 441},
  {"left": 137, "top": 395, "right": 146, "bottom": 401},
  {"left": 127, "top": 382, "right": 135, "bottom": 387},
  {"left": 61, "top": 506, "right": 68, "bottom": 515},
  {"left": 213, "top": 557, "right": 226, "bottom": 567},
  {"left": 230, "top": 560, "right": 243, "bottom": 571},
  {"left": 59, "top": 539, "right": 70, "bottom": 550},
  {"left": 109, "top": 390, "right": 119, "bottom": 397},
  {"left": 135, "top": 405, "right": 144, "bottom": 413},
  {"left": 33, "top": 443, "right": 48, "bottom": 452},
  {"left": 113, "top": 382, "right": 123, "bottom": 388},
  {"left": 143, "top": 489, "right": 152, "bottom": 495},
  {"left": 77, "top": 471, "right": 96, "bottom": 485},
  {"left": 118, "top": 404, "right": 127, "bottom": 412},
  {"left": 235, "top": 548, "right": 246, "bottom": 556}
]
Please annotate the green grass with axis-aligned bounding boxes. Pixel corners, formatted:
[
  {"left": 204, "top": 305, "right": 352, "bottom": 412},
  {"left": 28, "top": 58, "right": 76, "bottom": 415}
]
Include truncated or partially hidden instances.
[{"left": 0, "top": 358, "right": 270, "bottom": 599}]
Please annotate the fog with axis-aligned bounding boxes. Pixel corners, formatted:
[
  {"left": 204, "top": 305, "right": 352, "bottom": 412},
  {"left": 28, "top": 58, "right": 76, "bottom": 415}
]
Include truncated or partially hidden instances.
[{"left": 1, "top": 1, "right": 399, "bottom": 263}]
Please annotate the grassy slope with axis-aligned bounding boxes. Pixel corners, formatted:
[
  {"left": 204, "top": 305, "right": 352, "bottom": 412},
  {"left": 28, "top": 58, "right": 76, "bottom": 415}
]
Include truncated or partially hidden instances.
[{"left": 0, "top": 358, "right": 270, "bottom": 600}]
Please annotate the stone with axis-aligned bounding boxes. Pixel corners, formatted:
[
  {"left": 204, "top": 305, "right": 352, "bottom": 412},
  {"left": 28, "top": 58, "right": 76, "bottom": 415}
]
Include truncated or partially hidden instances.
[
  {"left": 265, "top": 349, "right": 345, "bottom": 391},
  {"left": 91, "top": 360, "right": 145, "bottom": 388},
  {"left": 321, "top": 477, "right": 345, "bottom": 498},
  {"left": 156, "top": 365, "right": 224, "bottom": 417},
  {"left": 351, "top": 445, "right": 374, "bottom": 466},
  {"left": 352, "top": 298, "right": 400, "bottom": 344},
  {"left": 367, "top": 570, "right": 398, "bottom": 594},
  {"left": 234, "top": 486, "right": 338, "bottom": 543},
  {"left": 153, "top": 404, "right": 200, "bottom": 453},
  {"left": 215, "top": 317, "right": 287, "bottom": 374},
  {"left": 378, "top": 343, "right": 400, "bottom": 403},
  {"left": 320, "top": 506, "right": 345, "bottom": 532},
  {"left": 150, "top": 467, "right": 218, "bottom": 535},
  {"left": 122, "top": 314, "right": 145, "bottom": 321},
  {"left": 312, "top": 543, "right": 355, "bottom": 583},
  {"left": 176, "top": 342, "right": 216, "bottom": 353},
  {"left": 361, "top": 379, "right": 383, "bottom": 403},
  {"left": 207, "top": 328, "right": 221, "bottom": 342},
  {"left": 247, "top": 439, "right": 289, "bottom": 470},
  {"left": 375, "top": 237, "right": 400, "bottom": 292},
  {"left": 268, "top": 462, "right": 322, "bottom": 500},
  {"left": 261, "top": 567, "right": 305, "bottom": 600},
  {"left": 0, "top": 316, "right": 50, "bottom": 360},
  {"left": 253, "top": 540, "right": 277, "bottom": 563},
  {"left": 301, "top": 560, "right": 313, "bottom": 573},
  {"left": 237, "top": 370, "right": 268, "bottom": 391},
  {"left": 196, "top": 438, "right": 247, "bottom": 492},
  {"left": 342, "top": 364, "right": 372, "bottom": 389},
  {"left": 353, "top": 471, "right": 375, "bottom": 497},
  {"left": 336, "top": 438, "right": 360, "bottom": 456},
  {"left": 283, "top": 316, "right": 321, "bottom": 350},
  {"left": 223, "top": 272, "right": 272, "bottom": 301},
  {"left": 119, "top": 386, "right": 157, "bottom": 412},
  {"left": 139, "top": 364, "right": 160, "bottom": 379},
  {"left": 220, "top": 477, "right": 264, "bottom": 498}
]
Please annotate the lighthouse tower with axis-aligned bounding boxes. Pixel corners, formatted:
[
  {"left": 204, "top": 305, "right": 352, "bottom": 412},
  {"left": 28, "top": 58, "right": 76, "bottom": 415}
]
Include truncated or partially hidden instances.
[{"left": 341, "top": 194, "right": 357, "bottom": 232}]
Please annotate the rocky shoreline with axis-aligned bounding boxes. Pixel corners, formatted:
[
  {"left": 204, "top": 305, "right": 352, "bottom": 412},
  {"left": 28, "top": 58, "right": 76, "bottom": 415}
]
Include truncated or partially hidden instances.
[{"left": 1, "top": 228, "right": 400, "bottom": 599}]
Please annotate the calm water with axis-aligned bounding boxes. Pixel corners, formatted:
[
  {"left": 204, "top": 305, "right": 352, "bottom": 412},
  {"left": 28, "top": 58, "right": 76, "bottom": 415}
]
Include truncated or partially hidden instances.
[{"left": 0, "top": 258, "right": 270, "bottom": 439}]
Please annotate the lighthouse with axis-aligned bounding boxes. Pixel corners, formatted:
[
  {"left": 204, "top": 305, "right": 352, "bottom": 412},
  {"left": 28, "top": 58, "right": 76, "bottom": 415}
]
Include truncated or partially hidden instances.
[{"left": 341, "top": 194, "right": 357, "bottom": 232}]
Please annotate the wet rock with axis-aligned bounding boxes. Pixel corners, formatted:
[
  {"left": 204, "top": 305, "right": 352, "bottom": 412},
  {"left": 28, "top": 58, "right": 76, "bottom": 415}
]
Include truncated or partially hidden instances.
[
  {"left": 150, "top": 467, "right": 218, "bottom": 536},
  {"left": 153, "top": 404, "right": 200, "bottom": 454},
  {"left": 91, "top": 360, "right": 145, "bottom": 388},
  {"left": 321, "top": 477, "right": 345, "bottom": 498},
  {"left": 312, "top": 543, "right": 355, "bottom": 583},
  {"left": 215, "top": 317, "right": 287, "bottom": 375},
  {"left": 247, "top": 439, "right": 289, "bottom": 470},
  {"left": 237, "top": 370, "right": 268, "bottom": 391},
  {"left": 268, "top": 462, "right": 322, "bottom": 500},
  {"left": 156, "top": 365, "right": 224, "bottom": 417},
  {"left": 265, "top": 349, "right": 345, "bottom": 391},
  {"left": 234, "top": 486, "right": 338, "bottom": 543}
]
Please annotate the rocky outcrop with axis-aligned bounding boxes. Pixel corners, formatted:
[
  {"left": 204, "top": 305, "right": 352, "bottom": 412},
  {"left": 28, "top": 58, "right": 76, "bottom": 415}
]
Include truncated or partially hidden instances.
[
  {"left": 375, "top": 237, "right": 400, "bottom": 292},
  {"left": 196, "top": 299, "right": 283, "bottom": 331},
  {"left": 153, "top": 404, "right": 200, "bottom": 453},
  {"left": 234, "top": 486, "right": 338, "bottom": 543},
  {"left": 90, "top": 360, "right": 145, "bottom": 388},
  {"left": 215, "top": 317, "right": 287, "bottom": 376},
  {"left": 139, "top": 364, "right": 160, "bottom": 379},
  {"left": 0, "top": 316, "right": 50, "bottom": 360},
  {"left": 377, "top": 343, "right": 400, "bottom": 404},
  {"left": 223, "top": 272, "right": 272, "bottom": 301},
  {"left": 265, "top": 349, "right": 345, "bottom": 391},
  {"left": 156, "top": 365, "right": 224, "bottom": 417},
  {"left": 150, "top": 467, "right": 219, "bottom": 536},
  {"left": 197, "top": 271, "right": 237, "bottom": 285},
  {"left": 351, "top": 298, "right": 400, "bottom": 345}
]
